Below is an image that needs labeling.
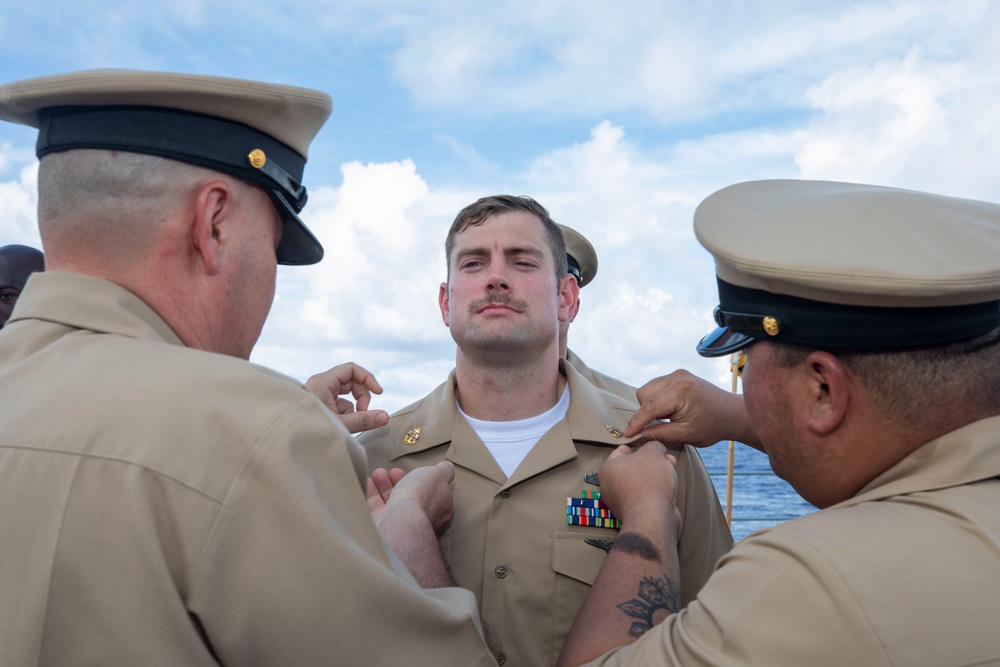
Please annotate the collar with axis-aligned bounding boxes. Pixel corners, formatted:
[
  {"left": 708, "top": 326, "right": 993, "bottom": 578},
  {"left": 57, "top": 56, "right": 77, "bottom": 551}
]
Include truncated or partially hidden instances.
[
  {"left": 9, "top": 271, "right": 184, "bottom": 346},
  {"left": 388, "top": 358, "right": 643, "bottom": 466},
  {"left": 833, "top": 414, "right": 1000, "bottom": 509}
]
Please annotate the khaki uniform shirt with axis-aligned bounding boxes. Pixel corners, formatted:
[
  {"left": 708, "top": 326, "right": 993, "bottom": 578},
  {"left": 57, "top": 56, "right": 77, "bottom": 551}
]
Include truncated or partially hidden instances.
[
  {"left": 360, "top": 361, "right": 732, "bottom": 667},
  {"left": 587, "top": 415, "right": 1000, "bottom": 666},
  {"left": 565, "top": 348, "right": 639, "bottom": 404},
  {"left": 0, "top": 272, "right": 494, "bottom": 667}
]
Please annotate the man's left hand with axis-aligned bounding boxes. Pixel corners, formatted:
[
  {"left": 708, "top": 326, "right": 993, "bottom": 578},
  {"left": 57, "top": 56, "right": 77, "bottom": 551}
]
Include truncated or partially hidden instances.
[{"left": 306, "top": 362, "right": 389, "bottom": 433}]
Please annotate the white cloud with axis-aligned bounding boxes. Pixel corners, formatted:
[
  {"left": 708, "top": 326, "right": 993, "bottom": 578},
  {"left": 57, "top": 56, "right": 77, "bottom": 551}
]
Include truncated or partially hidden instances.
[
  {"left": 5, "top": 0, "right": 1000, "bottom": 418},
  {"left": 0, "top": 162, "right": 41, "bottom": 247},
  {"left": 435, "top": 134, "right": 500, "bottom": 173},
  {"left": 796, "top": 41, "right": 1000, "bottom": 200}
]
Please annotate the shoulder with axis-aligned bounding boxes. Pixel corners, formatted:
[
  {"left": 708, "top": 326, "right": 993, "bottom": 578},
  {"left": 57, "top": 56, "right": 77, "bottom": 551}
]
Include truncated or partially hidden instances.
[{"left": 588, "top": 370, "right": 640, "bottom": 405}]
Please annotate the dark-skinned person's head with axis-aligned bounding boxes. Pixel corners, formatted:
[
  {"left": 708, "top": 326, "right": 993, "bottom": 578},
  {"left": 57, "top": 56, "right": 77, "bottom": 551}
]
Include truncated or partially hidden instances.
[{"left": 0, "top": 244, "right": 44, "bottom": 329}]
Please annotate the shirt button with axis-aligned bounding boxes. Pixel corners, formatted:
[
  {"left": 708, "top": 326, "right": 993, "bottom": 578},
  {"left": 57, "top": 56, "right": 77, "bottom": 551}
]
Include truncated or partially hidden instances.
[
  {"left": 495, "top": 565, "right": 508, "bottom": 579},
  {"left": 500, "top": 490, "right": 511, "bottom": 498},
  {"left": 495, "top": 652, "right": 506, "bottom": 664}
]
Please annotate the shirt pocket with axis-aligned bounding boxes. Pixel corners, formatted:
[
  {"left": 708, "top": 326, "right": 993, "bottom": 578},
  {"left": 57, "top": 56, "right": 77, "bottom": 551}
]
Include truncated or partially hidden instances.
[{"left": 550, "top": 531, "right": 610, "bottom": 659}]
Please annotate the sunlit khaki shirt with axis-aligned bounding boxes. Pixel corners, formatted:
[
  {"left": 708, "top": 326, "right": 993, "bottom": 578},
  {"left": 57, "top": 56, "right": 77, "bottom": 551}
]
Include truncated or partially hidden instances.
[
  {"left": 361, "top": 360, "right": 733, "bottom": 667},
  {"left": 585, "top": 415, "right": 1000, "bottom": 666},
  {"left": 0, "top": 271, "right": 494, "bottom": 667}
]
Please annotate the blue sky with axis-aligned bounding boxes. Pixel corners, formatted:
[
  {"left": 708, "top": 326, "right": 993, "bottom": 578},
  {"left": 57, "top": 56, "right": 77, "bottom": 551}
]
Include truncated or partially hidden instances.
[{"left": 2, "top": 0, "right": 999, "bottom": 412}]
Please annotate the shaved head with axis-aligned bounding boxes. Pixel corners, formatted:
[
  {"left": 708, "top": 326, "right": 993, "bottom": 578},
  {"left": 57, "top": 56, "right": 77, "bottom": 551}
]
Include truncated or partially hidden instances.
[{"left": 37, "top": 149, "right": 216, "bottom": 265}]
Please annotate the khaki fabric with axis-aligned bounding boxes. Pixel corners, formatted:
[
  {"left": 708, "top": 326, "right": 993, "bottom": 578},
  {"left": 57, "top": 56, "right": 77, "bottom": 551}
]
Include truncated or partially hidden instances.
[
  {"left": 695, "top": 179, "right": 1000, "bottom": 308},
  {"left": 0, "top": 272, "right": 494, "bottom": 667},
  {"left": 360, "top": 361, "right": 732, "bottom": 667},
  {"left": 586, "top": 415, "right": 1000, "bottom": 666}
]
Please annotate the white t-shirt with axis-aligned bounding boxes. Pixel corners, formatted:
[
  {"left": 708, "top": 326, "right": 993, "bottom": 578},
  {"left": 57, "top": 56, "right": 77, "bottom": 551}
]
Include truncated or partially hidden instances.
[{"left": 459, "top": 385, "right": 571, "bottom": 478}]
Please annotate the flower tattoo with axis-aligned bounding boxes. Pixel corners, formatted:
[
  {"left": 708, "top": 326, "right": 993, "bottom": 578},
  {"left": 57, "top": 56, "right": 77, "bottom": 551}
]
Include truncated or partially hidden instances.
[{"left": 616, "top": 576, "right": 680, "bottom": 638}]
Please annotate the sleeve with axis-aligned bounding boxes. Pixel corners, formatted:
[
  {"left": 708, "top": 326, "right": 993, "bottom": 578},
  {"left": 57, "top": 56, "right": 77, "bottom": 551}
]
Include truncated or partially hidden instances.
[
  {"left": 582, "top": 526, "right": 886, "bottom": 666},
  {"left": 674, "top": 445, "right": 734, "bottom": 606},
  {"left": 188, "top": 394, "right": 495, "bottom": 667}
]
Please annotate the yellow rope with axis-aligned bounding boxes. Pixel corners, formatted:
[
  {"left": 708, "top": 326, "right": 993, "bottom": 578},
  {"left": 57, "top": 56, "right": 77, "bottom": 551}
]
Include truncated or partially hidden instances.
[{"left": 725, "top": 350, "right": 746, "bottom": 526}]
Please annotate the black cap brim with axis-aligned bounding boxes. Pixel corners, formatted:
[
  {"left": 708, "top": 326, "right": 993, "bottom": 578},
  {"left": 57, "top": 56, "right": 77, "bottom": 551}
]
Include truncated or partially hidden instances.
[
  {"left": 696, "top": 326, "right": 757, "bottom": 357},
  {"left": 270, "top": 190, "right": 324, "bottom": 265}
]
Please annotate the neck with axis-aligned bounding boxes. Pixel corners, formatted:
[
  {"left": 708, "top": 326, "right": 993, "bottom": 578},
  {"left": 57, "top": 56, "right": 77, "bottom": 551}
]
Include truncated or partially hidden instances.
[{"left": 455, "top": 345, "right": 565, "bottom": 421}]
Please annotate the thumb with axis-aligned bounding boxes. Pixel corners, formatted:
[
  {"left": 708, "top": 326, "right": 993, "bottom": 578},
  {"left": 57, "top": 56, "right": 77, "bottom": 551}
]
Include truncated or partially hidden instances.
[
  {"left": 435, "top": 460, "right": 456, "bottom": 483},
  {"left": 605, "top": 443, "right": 633, "bottom": 464}
]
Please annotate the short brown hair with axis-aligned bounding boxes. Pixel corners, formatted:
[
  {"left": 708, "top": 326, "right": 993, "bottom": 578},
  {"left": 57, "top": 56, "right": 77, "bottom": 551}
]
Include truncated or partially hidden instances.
[{"left": 445, "top": 195, "right": 567, "bottom": 282}]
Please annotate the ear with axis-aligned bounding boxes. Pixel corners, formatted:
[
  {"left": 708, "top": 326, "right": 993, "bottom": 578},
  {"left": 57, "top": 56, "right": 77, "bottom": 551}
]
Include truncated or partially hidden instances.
[
  {"left": 802, "top": 351, "right": 850, "bottom": 435},
  {"left": 190, "top": 180, "right": 233, "bottom": 276},
  {"left": 567, "top": 293, "right": 582, "bottom": 324},
  {"left": 438, "top": 282, "right": 450, "bottom": 327},
  {"left": 557, "top": 274, "right": 580, "bottom": 323}
]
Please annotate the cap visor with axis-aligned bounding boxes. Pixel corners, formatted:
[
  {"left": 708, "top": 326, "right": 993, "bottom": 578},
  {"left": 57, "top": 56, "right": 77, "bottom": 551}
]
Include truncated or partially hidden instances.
[
  {"left": 271, "top": 190, "right": 324, "bottom": 266},
  {"left": 696, "top": 327, "right": 756, "bottom": 357}
]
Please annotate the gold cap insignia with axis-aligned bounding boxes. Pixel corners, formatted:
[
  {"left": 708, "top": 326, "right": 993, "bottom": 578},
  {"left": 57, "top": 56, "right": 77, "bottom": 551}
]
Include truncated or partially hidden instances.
[
  {"left": 762, "top": 316, "right": 781, "bottom": 336},
  {"left": 403, "top": 427, "right": 421, "bottom": 446},
  {"left": 605, "top": 424, "right": 624, "bottom": 438},
  {"left": 248, "top": 148, "right": 267, "bottom": 169}
]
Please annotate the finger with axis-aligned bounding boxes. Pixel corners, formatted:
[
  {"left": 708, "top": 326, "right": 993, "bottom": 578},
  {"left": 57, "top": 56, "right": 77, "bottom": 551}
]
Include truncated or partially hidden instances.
[
  {"left": 633, "top": 373, "right": 669, "bottom": 405},
  {"left": 623, "top": 394, "right": 671, "bottom": 438},
  {"left": 388, "top": 468, "right": 407, "bottom": 485},
  {"left": 637, "top": 441, "right": 667, "bottom": 457},
  {"left": 355, "top": 365, "right": 383, "bottom": 396},
  {"left": 337, "top": 410, "right": 390, "bottom": 434},
  {"left": 344, "top": 364, "right": 383, "bottom": 397},
  {"left": 633, "top": 420, "right": 696, "bottom": 447},
  {"left": 604, "top": 443, "right": 634, "bottom": 464},
  {"left": 370, "top": 468, "right": 395, "bottom": 502},
  {"left": 435, "top": 460, "right": 456, "bottom": 483}
]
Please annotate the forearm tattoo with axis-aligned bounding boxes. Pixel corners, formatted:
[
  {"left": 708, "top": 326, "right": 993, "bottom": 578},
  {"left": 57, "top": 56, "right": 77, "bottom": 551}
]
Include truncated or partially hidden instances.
[
  {"left": 616, "top": 576, "right": 680, "bottom": 638},
  {"left": 611, "top": 532, "right": 661, "bottom": 562}
]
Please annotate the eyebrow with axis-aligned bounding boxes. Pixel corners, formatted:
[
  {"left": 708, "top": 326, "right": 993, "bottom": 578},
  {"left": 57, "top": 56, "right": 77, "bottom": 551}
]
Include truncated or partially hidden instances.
[{"left": 453, "top": 245, "right": 546, "bottom": 264}]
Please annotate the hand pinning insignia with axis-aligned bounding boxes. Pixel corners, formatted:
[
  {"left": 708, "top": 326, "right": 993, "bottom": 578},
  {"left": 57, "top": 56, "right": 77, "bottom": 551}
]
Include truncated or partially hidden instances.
[{"left": 403, "top": 427, "right": 421, "bottom": 446}]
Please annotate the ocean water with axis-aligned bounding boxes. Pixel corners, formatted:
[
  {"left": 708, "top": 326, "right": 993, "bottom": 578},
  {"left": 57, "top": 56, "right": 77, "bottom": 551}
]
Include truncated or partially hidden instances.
[{"left": 697, "top": 441, "right": 816, "bottom": 541}]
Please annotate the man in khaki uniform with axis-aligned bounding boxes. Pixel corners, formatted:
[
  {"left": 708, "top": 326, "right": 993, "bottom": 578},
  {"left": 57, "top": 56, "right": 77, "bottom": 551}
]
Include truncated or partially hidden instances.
[
  {"left": 0, "top": 70, "right": 494, "bottom": 666},
  {"left": 558, "top": 180, "right": 1000, "bottom": 666},
  {"left": 360, "top": 195, "right": 732, "bottom": 667},
  {"left": 0, "top": 244, "right": 44, "bottom": 328}
]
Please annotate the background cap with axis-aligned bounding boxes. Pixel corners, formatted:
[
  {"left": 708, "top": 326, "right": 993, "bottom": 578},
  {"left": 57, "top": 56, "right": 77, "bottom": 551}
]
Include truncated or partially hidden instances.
[
  {"left": 0, "top": 69, "right": 333, "bottom": 265},
  {"left": 558, "top": 223, "right": 599, "bottom": 288},
  {"left": 692, "top": 179, "right": 1000, "bottom": 357}
]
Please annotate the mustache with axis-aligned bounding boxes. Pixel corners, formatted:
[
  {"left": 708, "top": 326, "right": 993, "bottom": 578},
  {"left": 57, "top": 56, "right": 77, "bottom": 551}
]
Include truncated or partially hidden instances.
[{"left": 469, "top": 293, "right": 528, "bottom": 314}]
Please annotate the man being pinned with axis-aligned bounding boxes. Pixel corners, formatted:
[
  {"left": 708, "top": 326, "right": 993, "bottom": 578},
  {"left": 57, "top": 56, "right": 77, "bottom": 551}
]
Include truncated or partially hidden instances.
[{"left": 360, "top": 195, "right": 732, "bottom": 667}]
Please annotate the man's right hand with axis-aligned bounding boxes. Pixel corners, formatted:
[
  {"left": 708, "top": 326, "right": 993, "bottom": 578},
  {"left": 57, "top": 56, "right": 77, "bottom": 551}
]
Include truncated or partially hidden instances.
[
  {"left": 368, "top": 461, "right": 455, "bottom": 535},
  {"left": 366, "top": 462, "right": 458, "bottom": 589},
  {"left": 305, "top": 362, "right": 389, "bottom": 433},
  {"left": 624, "top": 369, "right": 761, "bottom": 451},
  {"left": 598, "top": 442, "right": 681, "bottom": 537}
]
